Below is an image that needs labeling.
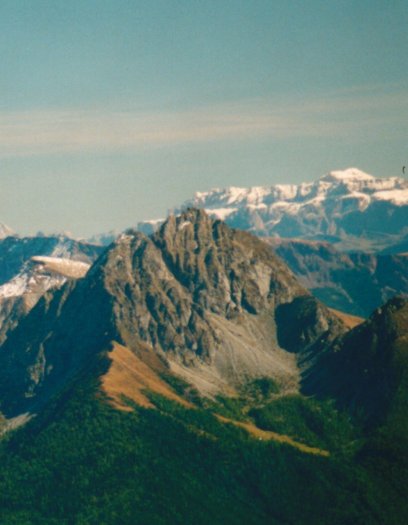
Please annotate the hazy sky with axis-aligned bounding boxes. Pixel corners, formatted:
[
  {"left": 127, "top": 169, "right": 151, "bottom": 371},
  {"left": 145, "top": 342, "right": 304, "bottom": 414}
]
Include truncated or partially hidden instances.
[{"left": 1, "top": 0, "right": 407, "bottom": 236}]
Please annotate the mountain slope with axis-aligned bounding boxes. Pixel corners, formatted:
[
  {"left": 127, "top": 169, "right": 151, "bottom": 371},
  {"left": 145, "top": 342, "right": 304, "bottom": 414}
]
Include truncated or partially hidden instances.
[
  {"left": 0, "top": 234, "right": 101, "bottom": 285},
  {"left": 302, "top": 296, "right": 408, "bottom": 514},
  {"left": 0, "top": 236, "right": 103, "bottom": 346},
  {"left": 303, "top": 296, "right": 408, "bottom": 430},
  {"left": 0, "top": 371, "right": 385, "bottom": 525}
]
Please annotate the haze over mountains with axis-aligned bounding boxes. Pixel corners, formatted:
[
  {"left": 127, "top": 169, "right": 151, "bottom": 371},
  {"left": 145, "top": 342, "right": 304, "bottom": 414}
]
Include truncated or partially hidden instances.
[{"left": 2, "top": 168, "right": 407, "bottom": 255}]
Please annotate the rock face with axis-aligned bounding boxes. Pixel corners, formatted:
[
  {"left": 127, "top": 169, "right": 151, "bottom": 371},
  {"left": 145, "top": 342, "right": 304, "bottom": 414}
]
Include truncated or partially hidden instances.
[
  {"left": 0, "top": 210, "right": 345, "bottom": 417},
  {"left": 105, "top": 210, "right": 344, "bottom": 395},
  {"left": 139, "top": 168, "right": 408, "bottom": 252},
  {"left": 269, "top": 238, "right": 408, "bottom": 317}
]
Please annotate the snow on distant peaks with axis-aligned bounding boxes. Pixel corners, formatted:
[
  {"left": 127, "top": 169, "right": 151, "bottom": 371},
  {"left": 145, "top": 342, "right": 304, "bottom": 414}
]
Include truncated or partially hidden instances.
[
  {"left": 135, "top": 167, "right": 408, "bottom": 250},
  {"left": 322, "top": 168, "right": 375, "bottom": 182}
]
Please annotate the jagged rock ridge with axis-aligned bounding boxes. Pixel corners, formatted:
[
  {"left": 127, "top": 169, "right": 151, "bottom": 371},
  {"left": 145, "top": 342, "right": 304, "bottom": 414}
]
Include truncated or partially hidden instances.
[{"left": 0, "top": 209, "right": 344, "bottom": 417}]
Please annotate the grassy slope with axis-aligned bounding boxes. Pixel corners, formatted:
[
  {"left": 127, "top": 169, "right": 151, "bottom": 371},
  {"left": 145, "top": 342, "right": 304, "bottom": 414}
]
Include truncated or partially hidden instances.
[{"left": 0, "top": 370, "right": 404, "bottom": 525}]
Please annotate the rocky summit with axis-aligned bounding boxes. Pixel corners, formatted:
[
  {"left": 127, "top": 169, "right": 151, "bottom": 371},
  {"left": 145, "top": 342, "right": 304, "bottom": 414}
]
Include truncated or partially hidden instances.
[{"left": 0, "top": 209, "right": 345, "bottom": 417}]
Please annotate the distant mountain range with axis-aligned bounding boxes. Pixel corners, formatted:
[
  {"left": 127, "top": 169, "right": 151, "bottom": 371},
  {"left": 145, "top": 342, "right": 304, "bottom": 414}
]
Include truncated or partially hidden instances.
[
  {"left": 269, "top": 238, "right": 408, "bottom": 317},
  {"left": 0, "top": 168, "right": 406, "bottom": 323},
  {"left": 2, "top": 168, "right": 406, "bottom": 255},
  {"left": 138, "top": 168, "right": 408, "bottom": 253}
]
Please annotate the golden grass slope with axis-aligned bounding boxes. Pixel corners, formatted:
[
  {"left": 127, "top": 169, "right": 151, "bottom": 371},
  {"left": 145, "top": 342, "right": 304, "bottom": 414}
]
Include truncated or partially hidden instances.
[
  {"left": 329, "top": 308, "right": 364, "bottom": 329},
  {"left": 102, "top": 343, "right": 329, "bottom": 456},
  {"left": 215, "top": 414, "right": 330, "bottom": 456},
  {"left": 101, "top": 342, "right": 191, "bottom": 411}
]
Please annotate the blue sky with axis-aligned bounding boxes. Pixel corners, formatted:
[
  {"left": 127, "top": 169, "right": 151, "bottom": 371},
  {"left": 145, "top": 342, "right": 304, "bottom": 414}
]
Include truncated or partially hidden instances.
[{"left": 1, "top": 0, "right": 407, "bottom": 236}]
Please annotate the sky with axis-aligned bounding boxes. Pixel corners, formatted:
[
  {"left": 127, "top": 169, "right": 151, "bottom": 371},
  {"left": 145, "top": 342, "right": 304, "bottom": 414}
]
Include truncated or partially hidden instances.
[{"left": 1, "top": 0, "right": 407, "bottom": 237}]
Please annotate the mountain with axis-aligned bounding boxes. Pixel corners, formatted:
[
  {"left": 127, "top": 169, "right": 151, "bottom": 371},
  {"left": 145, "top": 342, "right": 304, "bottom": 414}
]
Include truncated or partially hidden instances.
[
  {"left": 0, "top": 209, "right": 344, "bottom": 417},
  {"left": 138, "top": 168, "right": 408, "bottom": 252},
  {"left": 0, "top": 234, "right": 102, "bottom": 285},
  {"left": 0, "top": 235, "right": 103, "bottom": 345},
  {"left": 303, "top": 296, "right": 408, "bottom": 428},
  {"left": 269, "top": 238, "right": 408, "bottom": 317},
  {"left": 302, "top": 295, "right": 408, "bottom": 516},
  {"left": 0, "top": 210, "right": 406, "bottom": 524}
]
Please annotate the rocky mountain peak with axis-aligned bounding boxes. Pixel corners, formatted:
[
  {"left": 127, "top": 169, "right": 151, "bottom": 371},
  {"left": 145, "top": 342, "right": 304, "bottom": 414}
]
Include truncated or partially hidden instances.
[
  {"left": 0, "top": 210, "right": 346, "bottom": 415},
  {"left": 84, "top": 210, "right": 346, "bottom": 397}
]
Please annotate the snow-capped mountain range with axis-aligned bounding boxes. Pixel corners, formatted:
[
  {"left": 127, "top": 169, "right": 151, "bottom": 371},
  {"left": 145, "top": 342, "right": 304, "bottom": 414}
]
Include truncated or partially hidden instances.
[
  {"left": 138, "top": 168, "right": 408, "bottom": 252},
  {"left": 1, "top": 168, "right": 407, "bottom": 253}
]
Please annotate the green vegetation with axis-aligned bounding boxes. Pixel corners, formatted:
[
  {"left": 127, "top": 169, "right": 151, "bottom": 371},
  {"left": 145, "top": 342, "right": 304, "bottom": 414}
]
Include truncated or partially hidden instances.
[
  {"left": 190, "top": 377, "right": 281, "bottom": 422},
  {"left": 248, "top": 395, "right": 358, "bottom": 452},
  {"left": 242, "top": 377, "right": 280, "bottom": 399},
  {"left": 0, "top": 375, "right": 406, "bottom": 525}
]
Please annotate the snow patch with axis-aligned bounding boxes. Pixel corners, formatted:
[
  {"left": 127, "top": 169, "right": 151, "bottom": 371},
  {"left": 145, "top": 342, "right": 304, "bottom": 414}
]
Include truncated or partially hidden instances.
[
  {"left": 0, "top": 257, "right": 90, "bottom": 299},
  {"left": 0, "top": 275, "right": 29, "bottom": 298},
  {"left": 204, "top": 208, "right": 238, "bottom": 220},
  {"left": 31, "top": 256, "right": 90, "bottom": 278},
  {"left": 178, "top": 220, "right": 191, "bottom": 230},
  {"left": 324, "top": 168, "right": 375, "bottom": 182},
  {"left": 371, "top": 190, "right": 408, "bottom": 206}
]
